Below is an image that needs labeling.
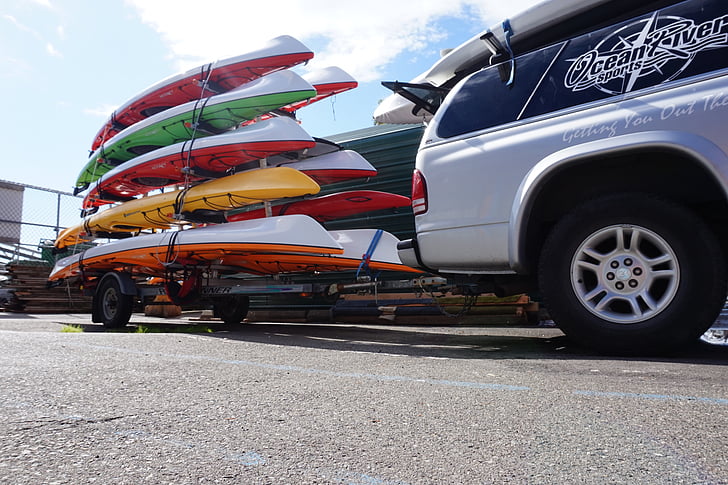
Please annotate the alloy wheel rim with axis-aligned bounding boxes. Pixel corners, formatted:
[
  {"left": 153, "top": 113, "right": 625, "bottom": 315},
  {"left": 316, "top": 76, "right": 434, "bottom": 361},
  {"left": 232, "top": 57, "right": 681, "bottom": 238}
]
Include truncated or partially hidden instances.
[{"left": 570, "top": 224, "right": 680, "bottom": 324}]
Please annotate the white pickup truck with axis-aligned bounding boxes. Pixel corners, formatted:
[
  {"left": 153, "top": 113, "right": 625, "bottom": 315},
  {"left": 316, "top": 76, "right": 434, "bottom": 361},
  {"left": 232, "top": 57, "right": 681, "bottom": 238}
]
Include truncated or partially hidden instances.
[{"left": 379, "top": 0, "right": 728, "bottom": 353}]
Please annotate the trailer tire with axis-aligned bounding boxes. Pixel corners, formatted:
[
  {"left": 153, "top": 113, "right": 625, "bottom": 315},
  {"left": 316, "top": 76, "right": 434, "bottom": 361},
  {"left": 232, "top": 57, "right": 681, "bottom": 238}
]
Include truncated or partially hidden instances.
[
  {"left": 96, "top": 276, "right": 134, "bottom": 329},
  {"left": 213, "top": 295, "right": 250, "bottom": 324}
]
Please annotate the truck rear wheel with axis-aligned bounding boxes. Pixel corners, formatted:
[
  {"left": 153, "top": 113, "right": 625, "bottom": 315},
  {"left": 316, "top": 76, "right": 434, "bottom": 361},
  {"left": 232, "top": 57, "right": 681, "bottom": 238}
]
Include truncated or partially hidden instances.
[
  {"left": 213, "top": 295, "right": 250, "bottom": 324},
  {"left": 96, "top": 276, "right": 134, "bottom": 329},
  {"left": 538, "top": 193, "right": 726, "bottom": 354}
]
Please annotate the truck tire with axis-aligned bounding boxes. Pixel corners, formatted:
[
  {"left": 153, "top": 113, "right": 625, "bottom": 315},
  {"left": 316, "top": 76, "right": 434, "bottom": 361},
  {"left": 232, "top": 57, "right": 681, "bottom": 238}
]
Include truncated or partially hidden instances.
[
  {"left": 213, "top": 295, "right": 250, "bottom": 324},
  {"left": 538, "top": 193, "right": 726, "bottom": 354},
  {"left": 96, "top": 276, "right": 134, "bottom": 329}
]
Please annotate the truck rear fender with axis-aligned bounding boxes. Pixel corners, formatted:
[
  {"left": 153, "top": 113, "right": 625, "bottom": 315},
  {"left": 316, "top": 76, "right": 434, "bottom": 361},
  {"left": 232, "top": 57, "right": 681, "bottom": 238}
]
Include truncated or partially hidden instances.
[{"left": 509, "top": 130, "right": 728, "bottom": 273}]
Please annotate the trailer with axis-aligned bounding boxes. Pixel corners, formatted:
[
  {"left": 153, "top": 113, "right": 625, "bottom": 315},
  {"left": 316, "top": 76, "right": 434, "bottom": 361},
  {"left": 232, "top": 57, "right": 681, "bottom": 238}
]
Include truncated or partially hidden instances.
[{"left": 86, "top": 269, "right": 449, "bottom": 328}]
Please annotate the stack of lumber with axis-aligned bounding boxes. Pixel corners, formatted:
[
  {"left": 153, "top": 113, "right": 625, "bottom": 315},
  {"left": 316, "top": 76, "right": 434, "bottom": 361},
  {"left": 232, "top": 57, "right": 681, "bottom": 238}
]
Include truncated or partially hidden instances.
[
  {"left": 3, "top": 262, "right": 92, "bottom": 313},
  {"left": 332, "top": 292, "right": 539, "bottom": 325}
]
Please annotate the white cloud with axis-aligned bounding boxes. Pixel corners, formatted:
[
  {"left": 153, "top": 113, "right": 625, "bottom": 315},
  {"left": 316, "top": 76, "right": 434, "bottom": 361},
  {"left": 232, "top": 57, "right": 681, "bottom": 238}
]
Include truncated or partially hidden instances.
[
  {"left": 46, "top": 42, "right": 62, "bottom": 58},
  {"left": 123, "top": 0, "right": 541, "bottom": 83},
  {"left": 3, "top": 14, "right": 39, "bottom": 38},
  {"left": 4, "top": 11, "right": 64, "bottom": 58}
]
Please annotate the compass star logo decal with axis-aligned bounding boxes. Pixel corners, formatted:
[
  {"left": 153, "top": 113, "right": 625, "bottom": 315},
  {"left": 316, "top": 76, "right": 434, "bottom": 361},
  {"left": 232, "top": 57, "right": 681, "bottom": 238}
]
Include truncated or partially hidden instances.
[{"left": 565, "top": 12, "right": 728, "bottom": 95}]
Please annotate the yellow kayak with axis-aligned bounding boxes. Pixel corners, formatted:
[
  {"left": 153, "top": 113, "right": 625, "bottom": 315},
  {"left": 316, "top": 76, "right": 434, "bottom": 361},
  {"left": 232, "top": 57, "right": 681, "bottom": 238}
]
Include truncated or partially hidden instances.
[{"left": 56, "top": 167, "right": 319, "bottom": 249}]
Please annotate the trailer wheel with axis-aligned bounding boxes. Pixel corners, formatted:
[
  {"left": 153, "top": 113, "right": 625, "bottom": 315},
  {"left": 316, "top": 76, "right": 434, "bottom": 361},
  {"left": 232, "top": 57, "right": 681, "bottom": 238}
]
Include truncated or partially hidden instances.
[
  {"left": 538, "top": 193, "right": 726, "bottom": 354},
  {"left": 96, "top": 276, "right": 134, "bottom": 328},
  {"left": 213, "top": 295, "right": 250, "bottom": 324}
]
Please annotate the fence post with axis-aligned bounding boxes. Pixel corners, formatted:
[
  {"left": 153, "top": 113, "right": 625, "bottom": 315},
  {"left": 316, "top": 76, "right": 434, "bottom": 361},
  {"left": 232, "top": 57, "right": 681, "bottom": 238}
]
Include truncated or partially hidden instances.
[{"left": 56, "top": 192, "right": 61, "bottom": 238}]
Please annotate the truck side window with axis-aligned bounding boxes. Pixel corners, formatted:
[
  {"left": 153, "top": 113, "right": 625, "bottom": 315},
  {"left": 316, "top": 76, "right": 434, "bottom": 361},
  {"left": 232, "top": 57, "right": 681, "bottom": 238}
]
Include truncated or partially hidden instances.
[
  {"left": 436, "top": 44, "right": 564, "bottom": 139},
  {"left": 437, "top": 1, "right": 728, "bottom": 140}
]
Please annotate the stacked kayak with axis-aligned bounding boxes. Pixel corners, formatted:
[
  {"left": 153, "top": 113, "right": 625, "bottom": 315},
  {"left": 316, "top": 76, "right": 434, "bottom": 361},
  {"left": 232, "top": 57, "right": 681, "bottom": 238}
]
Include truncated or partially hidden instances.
[
  {"left": 89, "top": 35, "right": 315, "bottom": 151},
  {"left": 51, "top": 216, "right": 417, "bottom": 281},
  {"left": 56, "top": 167, "right": 322, "bottom": 249},
  {"left": 51, "top": 36, "right": 417, "bottom": 282}
]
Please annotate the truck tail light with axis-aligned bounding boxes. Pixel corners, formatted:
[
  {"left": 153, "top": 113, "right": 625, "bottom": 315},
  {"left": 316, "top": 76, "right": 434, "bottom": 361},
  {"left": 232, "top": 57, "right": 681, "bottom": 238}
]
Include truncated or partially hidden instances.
[{"left": 411, "top": 169, "right": 428, "bottom": 215}]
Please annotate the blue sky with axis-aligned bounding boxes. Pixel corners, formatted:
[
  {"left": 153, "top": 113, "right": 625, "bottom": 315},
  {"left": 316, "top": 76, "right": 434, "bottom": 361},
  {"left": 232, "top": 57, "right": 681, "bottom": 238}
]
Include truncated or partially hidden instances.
[{"left": 1, "top": 0, "right": 539, "bottom": 193}]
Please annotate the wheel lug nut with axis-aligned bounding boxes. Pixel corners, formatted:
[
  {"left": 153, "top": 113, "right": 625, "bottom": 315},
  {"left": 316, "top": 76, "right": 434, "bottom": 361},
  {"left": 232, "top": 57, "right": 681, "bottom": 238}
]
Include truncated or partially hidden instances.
[
  {"left": 607, "top": 273, "right": 615, "bottom": 280},
  {"left": 610, "top": 261, "right": 619, "bottom": 269},
  {"left": 624, "top": 258, "right": 633, "bottom": 266},
  {"left": 633, "top": 268, "right": 642, "bottom": 276},
  {"left": 616, "top": 282, "right": 625, "bottom": 290},
  {"left": 629, "top": 280, "right": 638, "bottom": 288}
]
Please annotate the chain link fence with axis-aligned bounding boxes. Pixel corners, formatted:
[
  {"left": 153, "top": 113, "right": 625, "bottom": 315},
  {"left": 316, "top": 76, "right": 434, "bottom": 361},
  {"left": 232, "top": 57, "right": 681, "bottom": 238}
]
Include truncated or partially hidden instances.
[{"left": 0, "top": 179, "right": 82, "bottom": 266}]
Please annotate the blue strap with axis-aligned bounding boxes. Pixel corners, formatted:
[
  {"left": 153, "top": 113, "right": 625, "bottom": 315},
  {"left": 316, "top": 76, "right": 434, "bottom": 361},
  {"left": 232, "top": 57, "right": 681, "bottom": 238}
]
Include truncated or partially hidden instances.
[
  {"left": 356, "top": 229, "right": 384, "bottom": 278},
  {"left": 502, "top": 19, "right": 515, "bottom": 87}
]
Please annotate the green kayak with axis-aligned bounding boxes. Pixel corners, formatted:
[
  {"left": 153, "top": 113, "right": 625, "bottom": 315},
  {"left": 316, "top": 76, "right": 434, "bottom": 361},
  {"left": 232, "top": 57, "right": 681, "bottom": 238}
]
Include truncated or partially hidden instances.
[{"left": 75, "top": 70, "right": 315, "bottom": 193}]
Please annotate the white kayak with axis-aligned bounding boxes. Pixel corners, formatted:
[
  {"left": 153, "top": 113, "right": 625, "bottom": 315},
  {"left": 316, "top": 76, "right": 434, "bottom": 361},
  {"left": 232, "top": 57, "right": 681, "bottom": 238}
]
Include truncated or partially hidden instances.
[{"left": 49, "top": 215, "right": 419, "bottom": 281}]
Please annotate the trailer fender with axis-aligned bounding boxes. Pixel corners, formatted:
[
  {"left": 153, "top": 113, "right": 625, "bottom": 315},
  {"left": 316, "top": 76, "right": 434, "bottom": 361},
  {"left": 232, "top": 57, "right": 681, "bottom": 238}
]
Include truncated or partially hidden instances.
[{"left": 91, "top": 272, "right": 136, "bottom": 323}]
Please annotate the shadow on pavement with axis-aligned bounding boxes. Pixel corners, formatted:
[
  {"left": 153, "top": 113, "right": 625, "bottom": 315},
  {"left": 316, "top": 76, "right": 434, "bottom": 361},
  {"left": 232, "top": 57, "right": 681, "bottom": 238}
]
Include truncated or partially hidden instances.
[{"left": 67, "top": 316, "right": 728, "bottom": 364}]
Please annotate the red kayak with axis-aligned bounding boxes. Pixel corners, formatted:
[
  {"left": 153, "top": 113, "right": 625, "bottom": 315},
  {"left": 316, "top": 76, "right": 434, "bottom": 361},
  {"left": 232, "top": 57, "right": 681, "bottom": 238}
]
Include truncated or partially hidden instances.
[
  {"left": 82, "top": 117, "right": 316, "bottom": 209},
  {"left": 242, "top": 66, "right": 358, "bottom": 125},
  {"left": 90, "top": 35, "right": 313, "bottom": 151},
  {"left": 227, "top": 190, "right": 411, "bottom": 223}
]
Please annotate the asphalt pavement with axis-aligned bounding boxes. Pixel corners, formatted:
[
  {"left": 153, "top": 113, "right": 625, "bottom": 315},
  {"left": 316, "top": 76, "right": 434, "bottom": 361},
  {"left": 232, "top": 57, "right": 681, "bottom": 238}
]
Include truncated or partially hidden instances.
[{"left": 0, "top": 312, "right": 726, "bottom": 484}]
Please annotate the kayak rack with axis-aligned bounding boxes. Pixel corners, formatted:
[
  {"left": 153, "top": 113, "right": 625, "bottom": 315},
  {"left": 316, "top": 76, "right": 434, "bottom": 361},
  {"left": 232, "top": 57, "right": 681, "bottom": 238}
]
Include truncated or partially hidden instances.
[{"left": 134, "top": 275, "right": 450, "bottom": 299}]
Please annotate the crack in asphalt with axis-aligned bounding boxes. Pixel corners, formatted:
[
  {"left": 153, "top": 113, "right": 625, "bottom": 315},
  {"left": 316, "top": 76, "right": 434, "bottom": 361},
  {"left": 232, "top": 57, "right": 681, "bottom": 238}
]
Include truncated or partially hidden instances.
[{"left": 12, "top": 414, "right": 133, "bottom": 431}]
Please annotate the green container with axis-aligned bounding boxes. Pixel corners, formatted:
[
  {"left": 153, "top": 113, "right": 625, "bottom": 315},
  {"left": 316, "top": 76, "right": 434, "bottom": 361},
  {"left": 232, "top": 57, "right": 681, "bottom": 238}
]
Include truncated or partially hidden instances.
[
  {"left": 39, "top": 241, "right": 95, "bottom": 266},
  {"left": 322, "top": 123, "right": 423, "bottom": 239},
  {"left": 247, "top": 123, "right": 426, "bottom": 310}
]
